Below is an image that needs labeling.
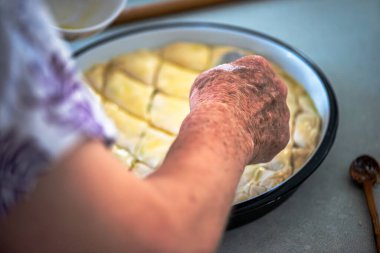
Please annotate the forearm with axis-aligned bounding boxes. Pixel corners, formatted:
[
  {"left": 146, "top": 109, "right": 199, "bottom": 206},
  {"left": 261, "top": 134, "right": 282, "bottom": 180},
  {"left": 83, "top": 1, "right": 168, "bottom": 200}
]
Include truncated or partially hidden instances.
[
  {"left": 0, "top": 109, "right": 252, "bottom": 253},
  {"left": 145, "top": 106, "right": 252, "bottom": 251}
]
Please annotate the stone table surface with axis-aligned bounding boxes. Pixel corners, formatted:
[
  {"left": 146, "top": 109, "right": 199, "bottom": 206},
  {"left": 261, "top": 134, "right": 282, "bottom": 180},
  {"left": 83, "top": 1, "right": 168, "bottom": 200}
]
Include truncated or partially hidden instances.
[{"left": 72, "top": 0, "right": 380, "bottom": 252}]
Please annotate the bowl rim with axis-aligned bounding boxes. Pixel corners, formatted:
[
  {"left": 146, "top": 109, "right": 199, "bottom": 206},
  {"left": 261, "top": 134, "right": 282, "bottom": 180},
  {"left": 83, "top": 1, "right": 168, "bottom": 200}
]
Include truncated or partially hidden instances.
[
  {"left": 74, "top": 22, "right": 339, "bottom": 213},
  {"left": 53, "top": 0, "right": 127, "bottom": 34}
]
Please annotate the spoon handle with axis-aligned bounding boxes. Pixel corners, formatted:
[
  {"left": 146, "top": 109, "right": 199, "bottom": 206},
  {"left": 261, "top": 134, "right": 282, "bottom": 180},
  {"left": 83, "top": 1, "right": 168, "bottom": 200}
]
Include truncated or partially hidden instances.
[{"left": 364, "top": 181, "right": 380, "bottom": 252}]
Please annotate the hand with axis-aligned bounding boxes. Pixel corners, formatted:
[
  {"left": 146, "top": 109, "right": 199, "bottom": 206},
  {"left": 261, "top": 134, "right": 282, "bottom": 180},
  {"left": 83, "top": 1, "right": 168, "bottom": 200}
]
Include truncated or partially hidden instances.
[{"left": 189, "top": 55, "right": 290, "bottom": 164}]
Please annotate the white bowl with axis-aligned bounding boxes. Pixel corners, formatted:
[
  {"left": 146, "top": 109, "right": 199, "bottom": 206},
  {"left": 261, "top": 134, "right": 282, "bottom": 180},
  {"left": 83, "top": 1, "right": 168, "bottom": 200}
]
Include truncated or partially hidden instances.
[
  {"left": 75, "top": 23, "right": 338, "bottom": 228},
  {"left": 45, "top": 0, "right": 126, "bottom": 41}
]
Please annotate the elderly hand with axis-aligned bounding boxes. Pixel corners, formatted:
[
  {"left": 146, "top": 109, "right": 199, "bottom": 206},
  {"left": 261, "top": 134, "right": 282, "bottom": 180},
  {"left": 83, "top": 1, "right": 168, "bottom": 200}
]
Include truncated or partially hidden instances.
[{"left": 189, "top": 55, "right": 290, "bottom": 164}]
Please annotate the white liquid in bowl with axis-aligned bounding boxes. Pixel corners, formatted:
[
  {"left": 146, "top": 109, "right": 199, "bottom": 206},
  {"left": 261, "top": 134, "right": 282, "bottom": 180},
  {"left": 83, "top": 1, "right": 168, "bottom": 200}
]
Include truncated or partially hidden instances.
[{"left": 44, "top": 0, "right": 125, "bottom": 31}]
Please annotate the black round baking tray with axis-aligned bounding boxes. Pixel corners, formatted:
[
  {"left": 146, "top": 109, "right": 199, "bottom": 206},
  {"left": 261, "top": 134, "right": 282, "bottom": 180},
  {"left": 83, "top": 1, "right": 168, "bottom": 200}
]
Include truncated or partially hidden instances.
[{"left": 74, "top": 22, "right": 339, "bottom": 230}]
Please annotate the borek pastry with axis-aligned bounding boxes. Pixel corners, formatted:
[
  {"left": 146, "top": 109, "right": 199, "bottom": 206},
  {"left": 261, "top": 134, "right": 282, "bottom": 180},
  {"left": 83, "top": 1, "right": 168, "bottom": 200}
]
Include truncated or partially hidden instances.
[
  {"left": 156, "top": 61, "right": 199, "bottom": 99},
  {"left": 135, "top": 128, "right": 175, "bottom": 168},
  {"left": 162, "top": 42, "right": 210, "bottom": 71},
  {"left": 105, "top": 69, "right": 154, "bottom": 119},
  {"left": 85, "top": 63, "right": 106, "bottom": 91},
  {"left": 150, "top": 92, "right": 190, "bottom": 134},
  {"left": 104, "top": 102, "right": 148, "bottom": 153},
  {"left": 112, "top": 145, "right": 135, "bottom": 168},
  {"left": 131, "top": 162, "right": 154, "bottom": 178},
  {"left": 84, "top": 42, "right": 322, "bottom": 204},
  {"left": 112, "top": 50, "right": 161, "bottom": 85}
]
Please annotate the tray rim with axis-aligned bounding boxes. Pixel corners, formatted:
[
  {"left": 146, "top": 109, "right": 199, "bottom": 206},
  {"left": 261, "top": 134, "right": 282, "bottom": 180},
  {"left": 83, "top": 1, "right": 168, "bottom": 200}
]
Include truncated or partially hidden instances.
[{"left": 73, "top": 22, "right": 339, "bottom": 223}]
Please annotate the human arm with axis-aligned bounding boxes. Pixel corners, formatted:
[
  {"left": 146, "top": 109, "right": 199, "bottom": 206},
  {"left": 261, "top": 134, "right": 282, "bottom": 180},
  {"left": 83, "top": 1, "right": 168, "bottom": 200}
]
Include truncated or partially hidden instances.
[
  {"left": 0, "top": 55, "right": 289, "bottom": 253},
  {"left": 0, "top": 111, "right": 244, "bottom": 253}
]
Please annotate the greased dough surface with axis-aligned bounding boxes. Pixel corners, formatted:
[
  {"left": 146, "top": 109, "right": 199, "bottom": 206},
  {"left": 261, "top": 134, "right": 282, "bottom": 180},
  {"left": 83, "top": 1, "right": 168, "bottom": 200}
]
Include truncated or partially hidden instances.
[
  {"left": 150, "top": 92, "right": 190, "bottom": 134},
  {"left": 112, "top": 50, "right": 161, "bottom": 85},
  {"left": 105, "top": 69, "right": 154, "bottom": 119},
  {"left": 85, "top": 42, "right": 321, "bottom": 204},
  {"left": 156, "top": 61, "right": 199, "bottom": 99}
]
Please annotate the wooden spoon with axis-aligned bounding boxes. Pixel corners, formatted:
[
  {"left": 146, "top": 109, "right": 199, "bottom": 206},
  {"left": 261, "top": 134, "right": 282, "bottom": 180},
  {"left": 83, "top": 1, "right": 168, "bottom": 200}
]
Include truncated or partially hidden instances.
[{"left": 350, "top": 155, "right": 380, "bottom": 252}]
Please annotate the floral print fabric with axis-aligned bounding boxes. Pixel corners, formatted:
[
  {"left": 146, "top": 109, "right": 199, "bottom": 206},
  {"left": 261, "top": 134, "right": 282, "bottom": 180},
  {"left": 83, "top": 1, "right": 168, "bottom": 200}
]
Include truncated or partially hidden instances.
[{"left": 0, "top": 0, "right": 116, "bottom": 217}]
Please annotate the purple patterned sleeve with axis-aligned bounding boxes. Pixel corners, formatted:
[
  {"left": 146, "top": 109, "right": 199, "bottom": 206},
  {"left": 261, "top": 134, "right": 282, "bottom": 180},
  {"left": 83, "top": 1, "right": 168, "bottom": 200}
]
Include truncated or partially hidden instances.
[{"left": 0, "top": 0, "right": 116, "bottom": 217}]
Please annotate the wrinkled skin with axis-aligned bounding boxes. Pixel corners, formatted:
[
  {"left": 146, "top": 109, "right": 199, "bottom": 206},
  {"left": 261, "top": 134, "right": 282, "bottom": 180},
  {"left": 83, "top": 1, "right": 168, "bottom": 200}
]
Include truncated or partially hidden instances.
[{"left": 189, "top": 55, "right": 290, "bottom": 164}]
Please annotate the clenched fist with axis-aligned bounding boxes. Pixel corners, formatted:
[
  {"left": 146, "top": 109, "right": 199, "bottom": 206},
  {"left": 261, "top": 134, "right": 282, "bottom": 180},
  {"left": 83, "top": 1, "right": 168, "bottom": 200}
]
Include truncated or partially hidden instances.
[{"left": 189, "top": 55, "right": 290, "bottom": 164}]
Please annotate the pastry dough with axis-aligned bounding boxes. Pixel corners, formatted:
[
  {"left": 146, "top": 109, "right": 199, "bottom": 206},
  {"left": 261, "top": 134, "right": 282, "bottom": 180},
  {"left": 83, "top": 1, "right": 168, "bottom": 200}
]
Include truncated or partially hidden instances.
[
  {"left": 286, "top": 85, "right": 299, "bottom": 117},
  {"left": 294, "top": 113, "right": 320, "bottom": 148},
  {"left": 112, "top": 50, "right": 161, "bottom": 85},
  {"left": 84, "top": 41, "right": 322, "bottom": 204},
  {"left": 85, "top": 63, "right": 106, "bottom": 91},
  {"left": 104, "top": 102, "right": 147, "bottom": 153},
  {"left": 299, "top": 94, "right": 318, "bottom": 114},
  {"left": 131, "top": 162, "right": 154, "bottom": 178},
  {"left": 104, "top": 69, "right": 154, "bottom": 119},
  {"left": 292, "top": 148, "right": 313, "bottom": 170},
  {"left": 246, "top": 185, "right": 267, "bottom": 198},
  {"left": 234, "top": 190, "right": 251, "bottom": 203},
  {"left": 267, "top": 143, "right": 293, "bottom": 171},
  {"left": 239, "top": 165, "right": 267, "bottom": 186},
  {"left": 156, "top": 61, "right": 199, "bottom": 99},
  {"left": 162, "top": 42, "right": 210, "bottom": 71},
  {"left": 259, "top": 165, "right": 293, "bottom": 188},
  {"left": 112, "top": 145, "right": 135, "bottom": 168},
  {"left": 135, "top": 128, "right": 175, "bottom": 168},
  {"left": 150, "top": 92, "right": 190, "bottom": 134},
  {"left": 235, "top": 165, "right": 273, "bottom": 202}
]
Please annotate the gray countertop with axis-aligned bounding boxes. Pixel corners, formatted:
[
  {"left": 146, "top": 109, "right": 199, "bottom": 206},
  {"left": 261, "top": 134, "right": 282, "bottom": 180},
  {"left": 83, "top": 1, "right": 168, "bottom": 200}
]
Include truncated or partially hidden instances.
[{"left": 72, "top": 0, "right": 380, "bottom": 252}]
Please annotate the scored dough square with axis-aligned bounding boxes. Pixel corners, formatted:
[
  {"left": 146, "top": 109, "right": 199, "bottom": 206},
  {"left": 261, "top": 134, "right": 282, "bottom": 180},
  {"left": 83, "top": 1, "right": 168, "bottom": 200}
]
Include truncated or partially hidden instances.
[
  {"left": 162, "top": 42, "right": 210, "bottom": 71},
  {"left": 150, "top": 92, "right": 190, "bottom": 135},
  {"left": 84, "top": 63, "right": 106, "bottom": 91},
  {"left": 135, "top": 128, "right": 175, "bottom": 168},
  {"left": 104, "top": 102, "right": 148, "bottom": 153},
  {"left": 131, "top": 162, "right": 154, "bottom": 179},
  {"left": 104, "top": 69, "right": 154, "bottom": 119},
  {"left": 156, "top": 61, "right": 199, "bottom": 99},
  {"left": 112, "top": 145, "right": 135, "bottom": 169},
  {"left": 112, "top": 50, "right": 161, "bottom": 85}
]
